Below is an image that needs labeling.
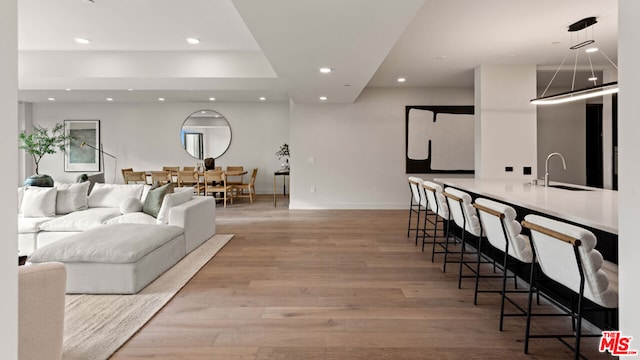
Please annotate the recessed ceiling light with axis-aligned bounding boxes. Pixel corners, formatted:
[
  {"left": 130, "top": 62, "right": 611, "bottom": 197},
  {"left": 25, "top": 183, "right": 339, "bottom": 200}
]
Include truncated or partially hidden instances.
[
  {"left": 158, "top": 97, "right": 165, "bottom": 102},
  {"left": 319, "top": 96, "right": 328, "bottom": 101},
  {"left": 586, "top": 47, "right": 599, "bottom": 53},
  {"left": 65, "top": 89, "right": 71, "bottom": 91},
  {"left": 588, "top": 76, "right": 598, "bottom": 81},
  {"left": 75, "top": 38, "right": 91, "bottom": 45},
  {"left": 259, "top": 97, "right": 266, "bottom": 101},
  {"left": 128, "top": 89, "right": 133, "bottom": 91},
  {"left": 209, "top": 97, "right": 216, "bottom": 101},
  {"left": 186, "top": 38, "right": 200, "bottom": 45},
  {"left": 397, "top": 77, "right": 406, "bottom": 83},
  {"left": 319, "top": 67, "right": 332, "bottom": 74},
  {"left": 106, "top": 98, "right": 113, "bottom": 102},
  {"left": 47, "top": 97, "right": 55, "bottom": 101}
]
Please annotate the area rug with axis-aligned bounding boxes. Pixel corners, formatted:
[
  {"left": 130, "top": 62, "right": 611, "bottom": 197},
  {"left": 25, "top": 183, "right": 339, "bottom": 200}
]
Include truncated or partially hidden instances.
[{"left": 62, "top": 234, "right": 234, "bottom": 360}]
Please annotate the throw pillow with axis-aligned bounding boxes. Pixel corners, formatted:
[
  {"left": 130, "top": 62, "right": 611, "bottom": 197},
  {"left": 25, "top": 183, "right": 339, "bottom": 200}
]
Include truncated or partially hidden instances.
[
  {"left": 88, "top": 183, "right": 144, "bottom": 208},
  {"left": 55, "top": 181, "right": 90, "bottom": 214},
  {"left": 142, "top": 183, "right": 174, "bottom": 218},
  {"left": 141, "top": 184, "right": 152, "bottom": 203},
  {"left": 119, "top": 197, "right": 143, "bottom": 214},
  {"left": 20, "top": 186, "right": 57, "bottom": 217},
  {"left": 156, "top": 188, "right": 193, "bottom": 224}
]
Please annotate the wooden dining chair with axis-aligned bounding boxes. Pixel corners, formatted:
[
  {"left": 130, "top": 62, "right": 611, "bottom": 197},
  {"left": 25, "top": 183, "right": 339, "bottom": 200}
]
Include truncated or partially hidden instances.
[
  {"left": 124, "top": 171, "right": 146, "bottom": 184},
  {"left": 121, "top": 168, "right": 133, "bottom": 183},
  {"left": 162, "top": 166, "right": 179, "bottom": 173},
  {"left": 162, "top": 166, "right": 179, "bottom": 182},
  {"left": 150, "top": 171, "right": 172, "bottom": 185},
  {"left": 203, "top": 170, "right": 233, "bottom": 207},
  {"left": 182, "top": 166, "right": 195, "bottom": 171},
  {"left": 225, "top": 166, "right": 244, "bottom": 185},
  {"left": 233, "top": 168, "right": 258, "bottom": 204},
  {"left": 177, "top": 170, "right": 203, "bottom": 195}
]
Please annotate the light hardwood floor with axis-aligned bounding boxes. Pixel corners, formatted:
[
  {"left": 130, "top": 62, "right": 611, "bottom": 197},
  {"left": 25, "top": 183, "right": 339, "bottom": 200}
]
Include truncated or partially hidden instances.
[{"left": 113, "top": 195, "right": 614, "bottom": 359}]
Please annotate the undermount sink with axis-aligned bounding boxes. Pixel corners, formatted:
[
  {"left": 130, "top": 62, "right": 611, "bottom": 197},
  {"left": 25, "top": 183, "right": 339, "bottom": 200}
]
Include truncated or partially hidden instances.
[{"left": 548, "top": 185, "right": 593, "bottom": 191}]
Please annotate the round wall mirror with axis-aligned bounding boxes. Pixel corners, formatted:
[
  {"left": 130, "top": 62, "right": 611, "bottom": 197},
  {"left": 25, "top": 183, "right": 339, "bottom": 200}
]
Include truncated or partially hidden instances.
[{"left": 180, "top": 110, "right": 231, "bottom": 160}]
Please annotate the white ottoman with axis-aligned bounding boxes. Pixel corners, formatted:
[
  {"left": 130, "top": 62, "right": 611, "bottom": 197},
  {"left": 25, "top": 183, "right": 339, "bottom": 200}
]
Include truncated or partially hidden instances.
[{"left": 28, "top": 223, "right": 186, "bottom": 294}]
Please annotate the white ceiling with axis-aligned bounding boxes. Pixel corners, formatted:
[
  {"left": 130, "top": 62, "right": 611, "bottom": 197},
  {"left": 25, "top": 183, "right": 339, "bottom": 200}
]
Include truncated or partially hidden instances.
[{"left": 17, "top": 0, "right": 618, "bottom": 104}]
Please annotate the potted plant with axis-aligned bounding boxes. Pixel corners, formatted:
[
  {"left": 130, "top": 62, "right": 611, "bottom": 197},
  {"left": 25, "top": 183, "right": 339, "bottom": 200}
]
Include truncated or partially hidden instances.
[
  {"left": 19, "top": 122, "right": 73, "bottom": 186},
  {"left": 275, "top": 143, "right": 290, "bottom": 169}
]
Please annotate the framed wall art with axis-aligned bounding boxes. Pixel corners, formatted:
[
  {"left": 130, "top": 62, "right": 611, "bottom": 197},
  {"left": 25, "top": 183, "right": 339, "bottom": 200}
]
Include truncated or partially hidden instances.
[
  {"left": 64, "top": 120, "right": 101, "bottom": 172},
  {"left": 405, "top": 105, "right": 475, "bottom": 174}
]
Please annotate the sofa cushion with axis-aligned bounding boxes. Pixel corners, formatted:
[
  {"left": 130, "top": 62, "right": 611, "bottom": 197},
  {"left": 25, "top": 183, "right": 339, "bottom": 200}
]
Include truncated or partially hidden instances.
[
  {"left": 55, "top": 182, "right": 90, "bottom": 214},
  {"left": 88, "top": 184, "right": 144, "bottom": 208},
  {"left": 29, "top": 223, "right": 184, "bottom": 264},
  {"left": 39, "top": 208, "right": 121, "bottom": 232},
  {"left": 104, "top": 212, "right": 157, "bottom": 225},
  {"left": 143, "top": 183, "right": 173, "bottom": 218},
  {"left": 156, "top": 187, "right": 193, "bottom": 224},
  {"left": 21, "top": 187, "right": 57, "bottom": 217},
  {"left": 18, "top": 216, "right": 56, "bottom": 233},
  {"left": 119, "top": 197, "right": 143, "bottom": 214}
]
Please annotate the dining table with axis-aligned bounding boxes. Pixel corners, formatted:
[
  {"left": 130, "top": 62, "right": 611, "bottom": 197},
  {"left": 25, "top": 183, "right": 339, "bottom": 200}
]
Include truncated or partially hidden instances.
[{"left": 143, "top": 169, "right": 248, "bottom": 189}]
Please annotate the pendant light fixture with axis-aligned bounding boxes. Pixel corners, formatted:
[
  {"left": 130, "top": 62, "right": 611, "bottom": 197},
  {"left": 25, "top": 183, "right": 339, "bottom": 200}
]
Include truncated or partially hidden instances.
[{"left": 531, "top": 17, "right": 618, "bottom": 105}]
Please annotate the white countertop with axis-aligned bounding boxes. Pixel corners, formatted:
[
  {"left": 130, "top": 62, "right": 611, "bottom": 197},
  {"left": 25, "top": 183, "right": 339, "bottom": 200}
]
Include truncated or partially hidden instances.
[{"left": 434, "top": 178, "right": 618, "bottom": 235}]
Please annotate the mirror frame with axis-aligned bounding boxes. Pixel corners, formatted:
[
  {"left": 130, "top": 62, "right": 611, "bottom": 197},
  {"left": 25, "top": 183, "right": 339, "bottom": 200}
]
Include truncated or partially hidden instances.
[{"left": 180, "top": 109, "right": 232, "bottom": 160}]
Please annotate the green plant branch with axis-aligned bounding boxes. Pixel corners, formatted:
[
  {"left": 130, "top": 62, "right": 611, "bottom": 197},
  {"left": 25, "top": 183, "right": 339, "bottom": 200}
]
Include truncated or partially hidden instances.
[
  {"left": 18, "top": 123, "right": 73, "bottom": 175},
  {"left": 275, "top": 143, "right": 290, "bottom": 159}
]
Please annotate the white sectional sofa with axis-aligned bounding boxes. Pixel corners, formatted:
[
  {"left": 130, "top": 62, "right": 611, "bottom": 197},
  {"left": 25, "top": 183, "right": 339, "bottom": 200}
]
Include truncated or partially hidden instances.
[
  {"left": 19, "top": 262, "right": 66, "bottom": 360},
  {"left": 18, "top": 182, "right": 216, "bottom": 294}
]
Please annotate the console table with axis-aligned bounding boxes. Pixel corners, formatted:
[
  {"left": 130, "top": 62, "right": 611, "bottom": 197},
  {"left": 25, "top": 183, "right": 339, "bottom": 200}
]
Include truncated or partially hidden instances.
[{"left": 273, "top": 169, "right": 290, "bottom": 207}]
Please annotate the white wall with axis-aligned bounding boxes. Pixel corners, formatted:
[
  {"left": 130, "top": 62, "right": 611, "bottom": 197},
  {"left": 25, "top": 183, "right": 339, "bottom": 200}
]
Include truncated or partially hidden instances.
[
  {"left": 618, "top": 0, "right": 640, "bottom": 354},
  {"left": 289, "top": 86, "right": 474, "bottom": 209},
  {"left": 1, "top": 0, "right": 18, "bottom": 357},
  {"left": 536, "top": 101, "right": 586, "bottom": 185},
  {"left": 25, "top": 101, "right": 289, "bottom": 194},
  {"left": 474, "top": 65, "right": 538, "bottom": 180}
]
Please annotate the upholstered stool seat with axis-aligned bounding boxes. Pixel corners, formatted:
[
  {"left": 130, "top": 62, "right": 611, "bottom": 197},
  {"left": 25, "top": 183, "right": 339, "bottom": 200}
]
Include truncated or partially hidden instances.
[
  {"left": 407, "top": 176, "right": 426, "bottom": 245},
  {"left": 473, "top": 198, "right": 533, "bottom": 330},
  {"left": 422, "top": 180, "right": 450, "bottom": 264},
  {"left": 28, "top": 223, "right": 186, "bottom": 294},
  {"left": 443, "top": 187, "right": 486, "bottom": 282},
  {"left": 522, "top": 214, "right": 618, "bottom": 359}
]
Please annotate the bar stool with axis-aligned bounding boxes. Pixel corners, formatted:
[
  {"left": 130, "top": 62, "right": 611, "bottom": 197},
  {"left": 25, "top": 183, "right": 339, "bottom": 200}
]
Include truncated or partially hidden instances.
[
  {"left": 473, "top": 198, "right": 533, "bottom": 330},
  {"left": 522, "top": 214, "right": 618, "bottom": 360},
  {"left": 422, "top": 180, "right": 450, "bottom": 260},
  {"left": 406, "top": 177, "right": 425, "bottom": 245},
  {"left": 443, "top": 187, "right": 486, "bottom": 286}
]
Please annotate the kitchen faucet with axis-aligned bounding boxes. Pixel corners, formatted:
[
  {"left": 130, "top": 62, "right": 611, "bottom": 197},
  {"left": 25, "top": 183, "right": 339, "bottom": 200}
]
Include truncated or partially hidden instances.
[{"left": 544, "top": 152, "right": 567, "bottom": 187}]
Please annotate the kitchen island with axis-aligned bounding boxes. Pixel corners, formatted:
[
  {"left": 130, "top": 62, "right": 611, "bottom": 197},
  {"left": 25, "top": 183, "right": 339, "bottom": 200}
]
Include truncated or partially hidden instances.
[
  {"left": 435, "top": 177, "right": 619, "bottom": 331},
  {"left": 434, "top": 177, "right": 618, "bottom": 261},
  {"left": 435, "top": 178, "right": 618, "bottom": 234}
]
